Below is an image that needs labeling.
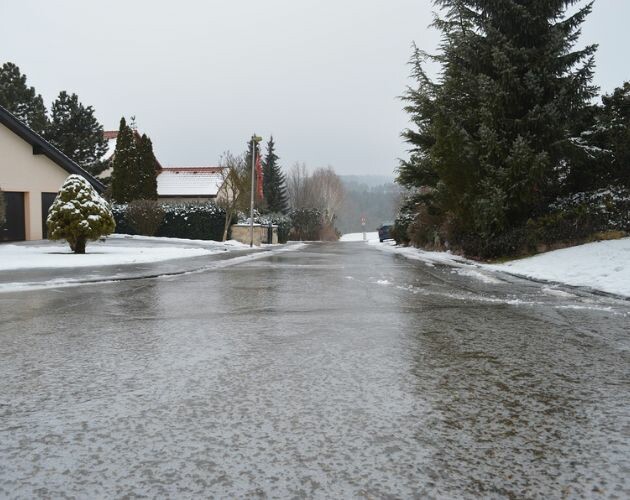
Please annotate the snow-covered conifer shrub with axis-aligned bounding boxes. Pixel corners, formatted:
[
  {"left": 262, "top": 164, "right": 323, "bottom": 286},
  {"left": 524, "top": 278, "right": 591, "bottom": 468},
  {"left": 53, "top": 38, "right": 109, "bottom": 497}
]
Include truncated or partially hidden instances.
[{"left": 47, "top": 175, "right": 115, "bottom": 254}]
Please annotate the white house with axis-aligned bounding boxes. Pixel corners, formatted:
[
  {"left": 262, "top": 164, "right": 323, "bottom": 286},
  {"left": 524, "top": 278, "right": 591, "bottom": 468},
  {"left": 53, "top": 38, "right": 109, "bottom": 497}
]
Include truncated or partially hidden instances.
[
  {"left": 157, "top": 166, "right": 228, "bottom": 202},
  {"left": 101, "top": 131, "right": 228, "bottom": 202},
  {"left": 0, "top": 105, "right": 104, "bottom": 241}
]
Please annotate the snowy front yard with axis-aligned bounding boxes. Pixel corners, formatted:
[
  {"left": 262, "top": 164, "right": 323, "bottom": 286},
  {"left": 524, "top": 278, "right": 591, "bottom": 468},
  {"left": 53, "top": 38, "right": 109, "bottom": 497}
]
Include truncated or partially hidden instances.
[{"left": 0, "top": 235, "right": 248, "bottom": 271}]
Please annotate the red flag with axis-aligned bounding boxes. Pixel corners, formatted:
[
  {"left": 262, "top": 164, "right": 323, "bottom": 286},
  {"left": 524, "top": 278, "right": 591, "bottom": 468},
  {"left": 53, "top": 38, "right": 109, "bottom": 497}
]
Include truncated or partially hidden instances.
[{"left": 256, "top": 153, "right": 264, "bottom": 201}]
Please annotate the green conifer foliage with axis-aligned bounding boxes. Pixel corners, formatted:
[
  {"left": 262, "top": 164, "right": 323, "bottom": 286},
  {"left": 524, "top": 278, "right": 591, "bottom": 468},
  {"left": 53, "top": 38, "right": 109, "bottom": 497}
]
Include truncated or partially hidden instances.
[
  {"left": 136, "top": 134, "right": 159, "bottom": 200},
  {"left": 0, "top": 62, "right": 48, "bottom": 133},
  {"left": 47, "top": 175, "right": 115, "bottom": 254},
  {"left": 262, "top": 137, "right": 289, "bottom": 214},
  {"left": 45, "top": 91, "right": 108, "bottom": 173},
  {"left": 587, "top": 82, "right": 630, "bottom": 189},
  {"left": 110, "top": 117, "right": 137, "bottom": 203},
  {"left": 399, "top": 0, "right": 598, "bottom": 241},
  {"left": 244, "top": 138, "right": 262, "bottom": 207}
]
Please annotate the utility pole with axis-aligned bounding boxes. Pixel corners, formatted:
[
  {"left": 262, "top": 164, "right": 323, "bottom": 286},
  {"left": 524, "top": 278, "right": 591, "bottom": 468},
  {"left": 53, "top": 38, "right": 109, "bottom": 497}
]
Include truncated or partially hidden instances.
[{"left": 249, "top": 134, "right": 262, "bottom": 247}]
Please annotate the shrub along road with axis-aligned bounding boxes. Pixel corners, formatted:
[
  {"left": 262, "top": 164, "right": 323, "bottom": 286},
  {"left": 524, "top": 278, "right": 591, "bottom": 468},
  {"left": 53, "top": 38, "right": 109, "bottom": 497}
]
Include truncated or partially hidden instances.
[{"left": 0, "top": 242, "right": 628, "bottom": 497}]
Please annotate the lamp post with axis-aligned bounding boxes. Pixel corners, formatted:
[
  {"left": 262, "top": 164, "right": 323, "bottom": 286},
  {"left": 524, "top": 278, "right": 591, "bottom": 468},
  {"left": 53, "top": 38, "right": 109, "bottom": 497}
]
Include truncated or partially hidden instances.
[{"left": 249, "top": 134, "right": 262, "bottom": 247}]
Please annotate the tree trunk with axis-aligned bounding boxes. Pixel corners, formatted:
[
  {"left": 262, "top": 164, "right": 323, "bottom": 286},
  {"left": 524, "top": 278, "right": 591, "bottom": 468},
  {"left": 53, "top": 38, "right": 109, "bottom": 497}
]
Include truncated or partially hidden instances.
[
  {"left": 74, "top": 237, "right": 86, "bottom": 254},
  {"left": 222, "top": 209, "right": 232, "bottom": 242}
]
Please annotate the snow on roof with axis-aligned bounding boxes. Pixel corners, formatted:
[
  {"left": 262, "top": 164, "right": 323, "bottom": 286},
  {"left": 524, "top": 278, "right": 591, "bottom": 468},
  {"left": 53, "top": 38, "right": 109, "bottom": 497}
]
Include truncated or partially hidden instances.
[
  {"left": 102, "top": 137, "right": 117, "bottom": 161},
  {"left": 157, "top": 167, "right": 226, "bottom": 197}
]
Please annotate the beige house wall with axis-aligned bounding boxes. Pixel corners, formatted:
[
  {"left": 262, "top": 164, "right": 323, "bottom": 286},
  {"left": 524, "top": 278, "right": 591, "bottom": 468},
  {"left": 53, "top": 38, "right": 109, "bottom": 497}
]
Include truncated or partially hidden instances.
[{"left": 0, "top": 122, "right": 69, "bottom": 240}]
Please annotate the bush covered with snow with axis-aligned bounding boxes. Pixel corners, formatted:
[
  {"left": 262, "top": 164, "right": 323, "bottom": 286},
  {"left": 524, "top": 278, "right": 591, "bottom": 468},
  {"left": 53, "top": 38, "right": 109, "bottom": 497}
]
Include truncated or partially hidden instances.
[
  {"left": 113, "top": 202, "right": 229, "bottom": 241},
  {"left": 526, "top": 187, "right": 630, "bottom": 246},
  {"left": 47, "top": 175, "right": 115, "bottom": 254}
]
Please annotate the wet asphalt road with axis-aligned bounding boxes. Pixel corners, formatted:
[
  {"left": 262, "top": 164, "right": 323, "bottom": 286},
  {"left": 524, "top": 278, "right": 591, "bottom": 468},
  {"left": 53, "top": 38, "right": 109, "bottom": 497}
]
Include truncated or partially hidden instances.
[{"left": 0, "top": 242, "right": 629, "bottom": 499}]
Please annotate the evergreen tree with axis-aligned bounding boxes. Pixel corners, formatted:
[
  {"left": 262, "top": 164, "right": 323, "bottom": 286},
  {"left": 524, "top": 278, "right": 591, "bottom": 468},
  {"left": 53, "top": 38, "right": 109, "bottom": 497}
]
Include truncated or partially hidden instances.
[
  {"left": 244, "top": 138, "right": 262, "bottom": 207},
  {"left": 262, "top": 136, "right": 289, "bottom": 214},
  {"left": 47, "top": 175, "right": 115, "bottom": 254},
  {"left": 45, "top": 91, "right": 108, "bottom": 174},
  {"left": 583, "top": 82, "right": 630, "bottom": 189},
  {"left": 110, "top": 118, "right": 158, "bottom": 202},
  {"left": 135, "top": 134, "right": 158, "bottom": 199},
  {"left": 0, "top": 62, "right": 48, "bottom": 133},
  {"left": 110, "top": 117, "right": 137, "bottom": 203},
  {"left": 398, "top": 0, "right": 597, "bottom": 243}
]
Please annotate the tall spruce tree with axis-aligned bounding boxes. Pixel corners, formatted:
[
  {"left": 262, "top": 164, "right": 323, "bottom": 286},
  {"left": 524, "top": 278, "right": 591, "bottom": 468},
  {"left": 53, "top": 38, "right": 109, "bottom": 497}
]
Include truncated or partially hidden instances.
[
  {"left": 0, "top": 62, "right": 48, "bottom": 133},
  {"left": 398, "top": 0, "right": 598, "bottom": 243},
  {"left": 45, "top": 91, "right": 108, "bottom": 173},
  {"left": 582, "top": 82, "right": 630, "bottom": 189},
  {"left": 262, "top": 137, "right": 289, "bottom": 214},
  {"left": 110, "top": 117, "right": 137, "bottom": 203},
  {"left": 136, "top": 134, "right": 158, "bottom": 200},
  {"left": 244, "top": 138, "right": 262, "bottom": 207}
]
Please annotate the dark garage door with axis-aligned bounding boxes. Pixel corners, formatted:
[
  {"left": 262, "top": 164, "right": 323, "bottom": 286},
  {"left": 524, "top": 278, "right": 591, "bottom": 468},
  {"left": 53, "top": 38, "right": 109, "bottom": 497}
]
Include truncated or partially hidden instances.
[
  {"left": 0, "top": 191, "right": 26, "bottom": 242},
  {"left": 41, "top": 192, "right": 58, "bottom": 239}
]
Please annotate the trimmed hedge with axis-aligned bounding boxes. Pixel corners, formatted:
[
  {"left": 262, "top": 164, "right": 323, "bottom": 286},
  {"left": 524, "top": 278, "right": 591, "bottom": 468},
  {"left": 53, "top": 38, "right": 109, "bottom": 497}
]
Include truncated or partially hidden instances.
[{"left": 112, "top": 202, "right": 230, "bottom": 241}]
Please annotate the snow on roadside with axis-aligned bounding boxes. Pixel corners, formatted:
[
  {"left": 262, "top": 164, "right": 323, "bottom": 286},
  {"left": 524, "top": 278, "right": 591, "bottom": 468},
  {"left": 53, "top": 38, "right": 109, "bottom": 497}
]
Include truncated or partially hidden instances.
[
  {"left": 107, "top": 233, "right": 249, "bottom": 248},
  {"left": 369, "top": 238, "right": 630, "bottom": 298},
  {"left": 340, "top": 232, "right": 380, "bottom": 242},
  {"left": 488, "top": 238, "right": 630, "bottom": 297},
  {"left": 0, "top": 242, "right": 226, "bottom": 271},
  {"left": 368, "top": 239, "right": 471, "bottom": 266}
]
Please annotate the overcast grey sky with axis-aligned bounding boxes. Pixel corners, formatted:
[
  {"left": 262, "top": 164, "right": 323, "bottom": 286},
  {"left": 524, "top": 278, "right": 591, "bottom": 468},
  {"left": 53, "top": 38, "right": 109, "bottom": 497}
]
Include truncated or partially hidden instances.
[{"left": 1, "top": 0, "right": 628, "bottom": 176}]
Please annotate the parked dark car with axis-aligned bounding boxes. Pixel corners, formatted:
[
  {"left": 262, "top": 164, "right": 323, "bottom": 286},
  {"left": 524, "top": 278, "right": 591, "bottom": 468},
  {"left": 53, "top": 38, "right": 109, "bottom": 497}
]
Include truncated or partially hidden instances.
[{"left": 378, "top": 222, "right": 393, "bottom": 242}]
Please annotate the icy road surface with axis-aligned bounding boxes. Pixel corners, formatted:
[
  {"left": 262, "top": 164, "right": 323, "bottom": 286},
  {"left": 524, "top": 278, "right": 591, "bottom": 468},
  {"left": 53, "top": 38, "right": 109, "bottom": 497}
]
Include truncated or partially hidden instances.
[{"left": 0, "top": 242, "right": 629, "bottom": 498}]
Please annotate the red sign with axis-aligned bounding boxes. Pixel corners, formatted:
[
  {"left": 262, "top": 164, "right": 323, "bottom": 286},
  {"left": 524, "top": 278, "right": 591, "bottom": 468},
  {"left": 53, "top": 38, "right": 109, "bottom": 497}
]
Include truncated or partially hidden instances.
[{"left": 256, "top": 153, "right": 264, "bottom": 201}]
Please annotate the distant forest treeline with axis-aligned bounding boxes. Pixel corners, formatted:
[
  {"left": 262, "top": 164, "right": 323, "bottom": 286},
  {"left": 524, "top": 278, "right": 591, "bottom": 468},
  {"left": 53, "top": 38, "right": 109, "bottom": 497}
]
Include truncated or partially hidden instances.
[{"left": 337, "top": 176, "right": 403, "bottom": 234}]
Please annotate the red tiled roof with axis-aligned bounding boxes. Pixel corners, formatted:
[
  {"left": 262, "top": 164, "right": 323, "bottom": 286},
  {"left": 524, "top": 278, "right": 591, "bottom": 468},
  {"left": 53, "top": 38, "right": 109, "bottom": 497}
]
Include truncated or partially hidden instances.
[
  {"left": 160, "top": 166, "right": 224, "bottom": 173},
  {"left": 103, "top": 130, "right": 118, "bottom": 140}
]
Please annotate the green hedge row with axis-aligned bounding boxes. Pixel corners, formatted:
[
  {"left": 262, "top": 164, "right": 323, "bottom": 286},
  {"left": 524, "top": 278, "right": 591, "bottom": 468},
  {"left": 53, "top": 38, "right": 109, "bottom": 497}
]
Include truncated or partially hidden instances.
[{"left": 112, "top": 202, "right": 230, "bottom": 241}]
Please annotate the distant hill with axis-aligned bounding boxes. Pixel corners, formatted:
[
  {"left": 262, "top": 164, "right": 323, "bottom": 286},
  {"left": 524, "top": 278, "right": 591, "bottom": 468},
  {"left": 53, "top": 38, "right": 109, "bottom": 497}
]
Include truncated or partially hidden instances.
[
  {"left": 340, "top": 175, "right": 395, "bottom": 189},
  {"left": 337, "top": 175, "right": 403, "bottom": 234}
]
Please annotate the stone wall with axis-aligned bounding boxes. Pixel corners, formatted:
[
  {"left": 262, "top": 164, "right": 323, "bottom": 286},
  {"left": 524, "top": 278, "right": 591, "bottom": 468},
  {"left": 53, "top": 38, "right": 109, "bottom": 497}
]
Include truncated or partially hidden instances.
[{"left": 231, "top": 224, "right": 278, "bottom": 246}]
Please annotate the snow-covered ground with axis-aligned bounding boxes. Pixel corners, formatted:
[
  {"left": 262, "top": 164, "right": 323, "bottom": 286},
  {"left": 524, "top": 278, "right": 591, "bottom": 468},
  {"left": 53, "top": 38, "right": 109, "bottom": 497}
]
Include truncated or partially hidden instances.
[
  {"left": 369, "top": 238, "right": 630, "bottom": 298},
  {"left": 340, "top": 232, "right": 380, "bottom": 242},
  {"left": 489, "top": 238, "right": 630, "bottom": 297},
  {"left": 107, "top": 233, "right": 249, "bottom": 248},
  {"left": 0, "top": 235, "right": 249, "bottom": 271}
]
